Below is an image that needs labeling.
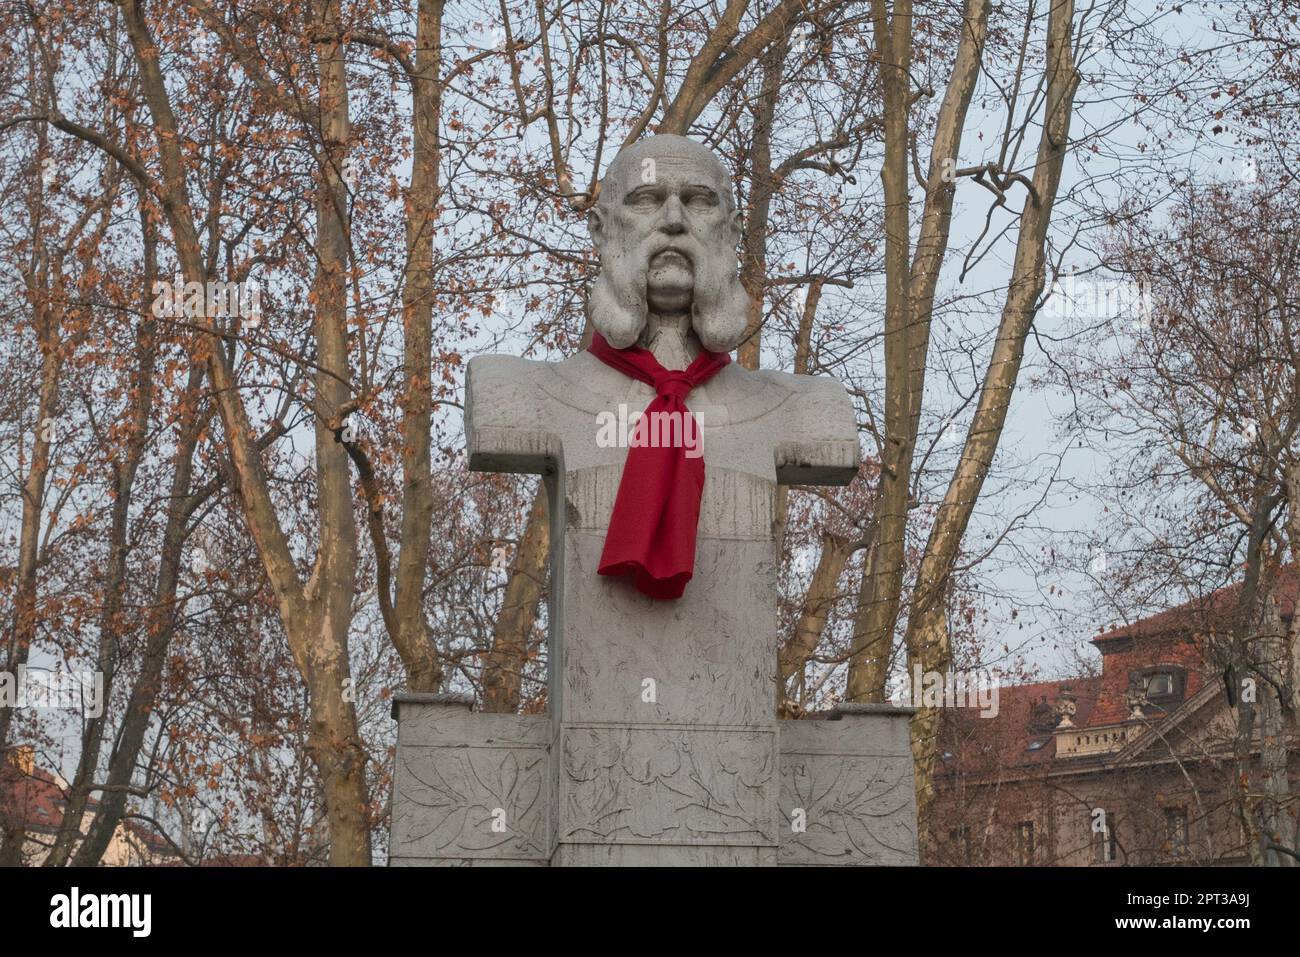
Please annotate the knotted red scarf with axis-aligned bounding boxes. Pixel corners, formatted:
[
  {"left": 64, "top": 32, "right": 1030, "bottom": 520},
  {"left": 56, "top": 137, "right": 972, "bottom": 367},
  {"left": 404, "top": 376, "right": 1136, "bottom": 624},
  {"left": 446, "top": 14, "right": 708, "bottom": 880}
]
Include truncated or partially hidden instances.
[{"left": 587, "top": 331, "right": 731, "bottom": 599}]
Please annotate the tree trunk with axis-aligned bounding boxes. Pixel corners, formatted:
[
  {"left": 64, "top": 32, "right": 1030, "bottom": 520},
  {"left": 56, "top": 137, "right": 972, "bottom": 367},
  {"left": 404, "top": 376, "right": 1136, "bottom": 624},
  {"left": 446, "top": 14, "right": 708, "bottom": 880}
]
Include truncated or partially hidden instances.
[
  {"left": 118, "top": 0, "right": 372, "bottom": 864},
  {"left": 300, "top": 0, "right": 369, "bottom": 866},
  {"left": 481, "top": 489, "right": 550, "bottom": 712},
  {"left": 0, "top": 334, "right": 59, "bottom": 867},
  {"left": 903, "top": 0, "right": 1078, "bottom": 861},
  {"left": 845, "top": 0, "right": 916, "bottom": 704},
  {"left": 45, "top": 197, "right": 153, "bottom": 867},
  {"left": 736, "top": 38, "right": 786, "bottom": 371},
  {"left": 846, "top": 0, "right": 991, "bottom": 704},
  {"left": 0, "top": 210, "right": 65, "bottom": 866},
  {"left": 389, "top": 0, "right": 446, "bottom": 693},
  {"left": 73, "top": 364, "right": 207, "bottom": 866},
  {"left": 1256, "top": 591, "right": 1295, "bottom": 866},
  {"left": 777, "top": 531, "right": 854, "bottom": 713}
]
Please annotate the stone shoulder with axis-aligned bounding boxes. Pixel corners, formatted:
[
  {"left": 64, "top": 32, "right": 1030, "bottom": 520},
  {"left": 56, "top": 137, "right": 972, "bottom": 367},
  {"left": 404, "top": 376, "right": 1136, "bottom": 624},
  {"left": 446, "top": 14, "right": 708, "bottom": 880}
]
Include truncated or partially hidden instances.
[
  {"left": 729, "top": 366, "right": 856, "bottom": 435},
  {"left": 467, "top": 350, "right": 856, "bottom": 439},
  {"left": 465, "top": 353, "right": 556, "bottom": 427},
  {"left": 745, "top": 366, "right": 852, "bottom": 401}
]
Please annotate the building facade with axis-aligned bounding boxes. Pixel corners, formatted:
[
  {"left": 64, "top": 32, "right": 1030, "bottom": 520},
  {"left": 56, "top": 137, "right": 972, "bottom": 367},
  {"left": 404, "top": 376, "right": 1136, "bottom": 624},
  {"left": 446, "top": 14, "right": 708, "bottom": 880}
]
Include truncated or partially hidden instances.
[
  {"left": 1, "top": 745, "right": 177, "bottom": 866},
  {"left": 931, "top": 576, "right": 1299, "bottom": 866}
]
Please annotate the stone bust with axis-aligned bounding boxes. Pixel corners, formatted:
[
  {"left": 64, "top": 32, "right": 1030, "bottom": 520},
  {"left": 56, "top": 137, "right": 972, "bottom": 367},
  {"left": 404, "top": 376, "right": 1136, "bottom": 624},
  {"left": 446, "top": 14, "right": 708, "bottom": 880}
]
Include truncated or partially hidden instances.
[
  {"left": 464, "top": 129, "right": 859, "bottom": 723},
  {"left": 386, "top": 135, "right": 922, "bottom": 867}
]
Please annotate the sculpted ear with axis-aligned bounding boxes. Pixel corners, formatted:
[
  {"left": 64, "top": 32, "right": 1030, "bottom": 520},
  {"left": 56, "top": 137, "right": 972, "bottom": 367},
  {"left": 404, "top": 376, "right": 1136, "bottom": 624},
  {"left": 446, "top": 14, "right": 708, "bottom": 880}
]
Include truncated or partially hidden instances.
[
  {"left": 728, "top": 208, "right": 742, "bottom": 247},
  {"left": 588, "top": 207, "right": 606, "bottom": 252}
]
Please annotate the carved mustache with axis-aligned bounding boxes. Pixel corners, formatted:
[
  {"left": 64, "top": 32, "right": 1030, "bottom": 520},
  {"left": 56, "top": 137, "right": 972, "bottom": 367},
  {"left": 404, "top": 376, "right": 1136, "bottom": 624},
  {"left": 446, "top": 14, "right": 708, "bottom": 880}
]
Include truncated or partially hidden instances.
[{"left": 638, "top": 236, "right": 703, "bottom": 270}]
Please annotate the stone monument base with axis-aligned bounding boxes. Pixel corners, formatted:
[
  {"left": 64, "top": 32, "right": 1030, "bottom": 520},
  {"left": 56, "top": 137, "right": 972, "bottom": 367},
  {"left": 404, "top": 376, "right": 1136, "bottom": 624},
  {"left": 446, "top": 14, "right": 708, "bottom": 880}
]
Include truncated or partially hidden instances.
[{"left": 389, "top": 694, "right": 918, "bottom": 867}]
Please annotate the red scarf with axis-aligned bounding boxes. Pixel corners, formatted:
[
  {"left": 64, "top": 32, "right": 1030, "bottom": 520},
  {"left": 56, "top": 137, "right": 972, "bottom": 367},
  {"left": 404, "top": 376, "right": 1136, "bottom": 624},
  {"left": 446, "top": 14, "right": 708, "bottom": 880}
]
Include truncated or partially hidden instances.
[{"left": 587, "top": 331, "right": 731, "bottom": 599}]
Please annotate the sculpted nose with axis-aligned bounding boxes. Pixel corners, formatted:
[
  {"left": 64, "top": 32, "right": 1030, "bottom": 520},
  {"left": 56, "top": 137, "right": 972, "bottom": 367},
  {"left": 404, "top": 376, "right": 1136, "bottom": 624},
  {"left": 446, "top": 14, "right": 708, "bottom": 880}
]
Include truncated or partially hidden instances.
[{"left": 658, "top": 195, "right": 686, "bottom": 235}]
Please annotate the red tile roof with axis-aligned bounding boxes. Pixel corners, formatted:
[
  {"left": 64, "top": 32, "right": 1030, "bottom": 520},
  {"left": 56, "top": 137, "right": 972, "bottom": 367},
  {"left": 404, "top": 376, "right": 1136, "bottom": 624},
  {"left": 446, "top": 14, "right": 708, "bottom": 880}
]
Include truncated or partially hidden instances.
[
  {"left": 940, "top": 677, "right": 1102, "bottom": 774},
  {"left": 1, "top": 753, "right": 176, "bottom": 860},
  {"left": 1084, "top": 567, "right": 1296, "bottom": 725},
  {"left": 1087, "top": 633, "right": 1207, "bottom": 726},
  {"left": 1094, "top": 565, "right": 1297, "bottom": 645},
  {"left": 0, "top": 760, "right": 85, "bottom": 834}
]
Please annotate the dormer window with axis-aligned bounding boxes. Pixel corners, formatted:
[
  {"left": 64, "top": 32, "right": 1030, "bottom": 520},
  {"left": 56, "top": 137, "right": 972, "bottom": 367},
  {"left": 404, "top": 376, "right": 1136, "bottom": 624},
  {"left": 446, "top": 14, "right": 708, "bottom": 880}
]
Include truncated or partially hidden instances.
[
  {"left": 1146, "top": 672, "right": 1174, "bottom": 697},
  {"left": 1129, "top": 665, "right": 1186, "bottom": 711}
]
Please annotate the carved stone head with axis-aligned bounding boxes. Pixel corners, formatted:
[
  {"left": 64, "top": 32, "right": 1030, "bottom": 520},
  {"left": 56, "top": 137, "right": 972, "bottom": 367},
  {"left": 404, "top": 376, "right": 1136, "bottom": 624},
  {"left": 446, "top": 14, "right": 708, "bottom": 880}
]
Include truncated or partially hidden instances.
[{"left": 587, "top": 134, "right": 748, "bottom": 353}]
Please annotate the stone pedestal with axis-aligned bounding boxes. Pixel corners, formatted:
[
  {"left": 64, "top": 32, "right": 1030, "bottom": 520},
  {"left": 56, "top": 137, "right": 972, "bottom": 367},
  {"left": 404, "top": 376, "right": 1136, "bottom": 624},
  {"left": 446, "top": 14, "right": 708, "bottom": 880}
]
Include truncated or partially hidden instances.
[
  {"left": 389, "top": 350, "right": 919, "bottom": 866},
  {"left": 390, "top": 692, "right": 917, "bottom": 866}
]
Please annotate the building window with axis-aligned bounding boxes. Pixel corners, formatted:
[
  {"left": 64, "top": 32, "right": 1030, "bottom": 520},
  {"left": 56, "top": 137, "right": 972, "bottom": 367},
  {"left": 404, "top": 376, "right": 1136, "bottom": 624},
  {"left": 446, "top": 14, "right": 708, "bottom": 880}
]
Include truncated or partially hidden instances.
[
  {"left": 1016, "top": 821, "right": 1035, "bottom": 865},
  {"left": 1132, "top": 666, "right": 1186, "bottom": 709},
  {"left": 1094, "top": 811, "right": 1119, "bottom": 863},
  {"left": 949, "top": 825, "right": 972, "bottom": 865},
  {"left": 1146, "top": 672, "right": 1174, "bottom": 697},
  {"left": 1165, "top": 806, "right": 1189, "bottom": 858}
]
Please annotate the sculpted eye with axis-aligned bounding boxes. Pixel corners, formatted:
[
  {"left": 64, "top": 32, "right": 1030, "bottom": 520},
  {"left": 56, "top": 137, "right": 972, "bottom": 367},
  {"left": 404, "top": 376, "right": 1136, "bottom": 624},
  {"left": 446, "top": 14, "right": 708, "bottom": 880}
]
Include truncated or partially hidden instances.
[{"left": 627, "top": 190, "right": 660, "bottom": 210}]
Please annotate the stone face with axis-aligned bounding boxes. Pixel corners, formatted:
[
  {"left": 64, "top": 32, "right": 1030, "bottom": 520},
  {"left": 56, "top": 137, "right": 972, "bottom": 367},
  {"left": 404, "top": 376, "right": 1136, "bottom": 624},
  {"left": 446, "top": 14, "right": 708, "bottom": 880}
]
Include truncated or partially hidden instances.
[{"left": 390, "top": 135, "right": 918, "bottom": 866}]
